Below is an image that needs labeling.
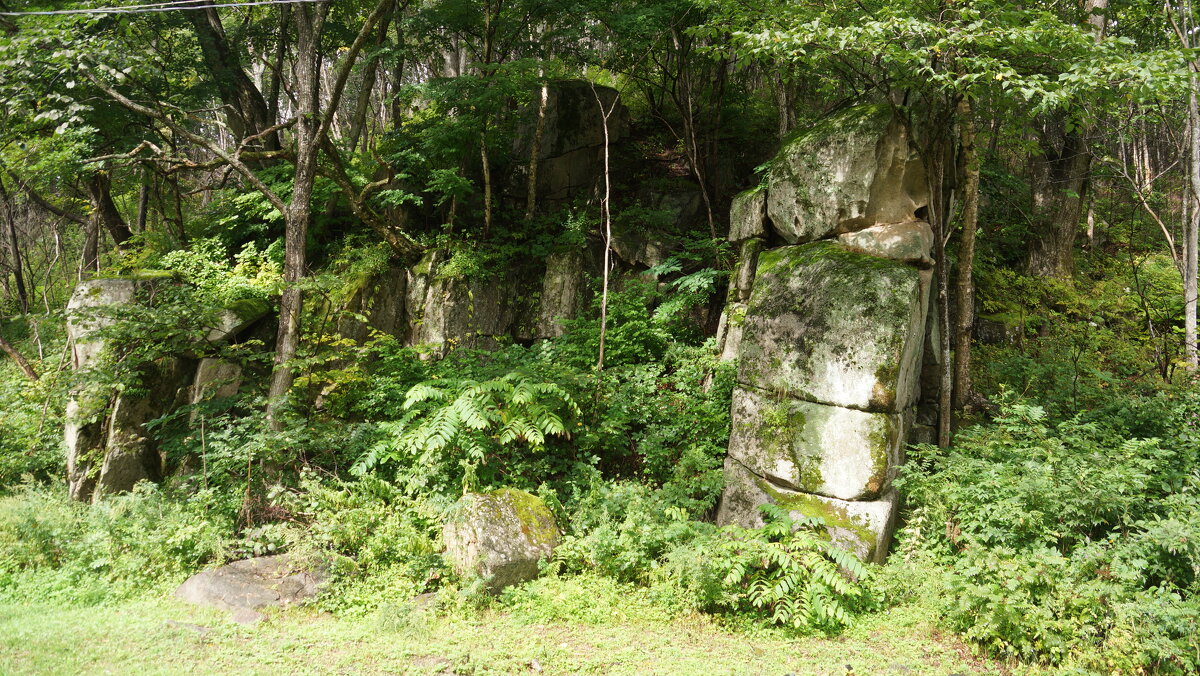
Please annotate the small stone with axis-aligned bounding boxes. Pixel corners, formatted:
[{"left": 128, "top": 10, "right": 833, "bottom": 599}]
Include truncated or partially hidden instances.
[{"left": 836, "top": 221, "right": 934, "bottom": 267}]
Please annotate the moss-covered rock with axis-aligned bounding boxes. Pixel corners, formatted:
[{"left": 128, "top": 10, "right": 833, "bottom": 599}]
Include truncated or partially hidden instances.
[
  {"left": 716, "top": 457, "right": 899, "bottom": 564},
  {"left": 205, "top": 298, "right": 270, "bottom": 343},
  {"left": 443, "top": 488, "right": 560, "bottom": 592},
  {"left": 766, "top": 105, "right": 927, "bottom": 244},
  {"left": 836, "top": 220, "right": 934, "bottom": 267},
  {"left": 737, "top": 241, "right": 929, "bottom": 413},
  {"left": 729, "top": 188, "right": 767, "bottom": 242},
  {"left": 727, "top": 386, "right": 906, "bottom": 501}
]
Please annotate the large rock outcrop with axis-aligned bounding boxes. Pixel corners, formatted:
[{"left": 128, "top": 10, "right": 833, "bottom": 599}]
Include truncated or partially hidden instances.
[
  {"left": 65, "top": 278, "right": 267, "bottom": 502},
  {"left": 717, "top": 105, "right": 932, "bottom": 563}
]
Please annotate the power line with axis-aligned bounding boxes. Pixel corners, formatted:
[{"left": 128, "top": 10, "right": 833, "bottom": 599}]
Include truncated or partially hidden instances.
[{"left": 0, "top": 0, "right": 323, "bottom": 16}]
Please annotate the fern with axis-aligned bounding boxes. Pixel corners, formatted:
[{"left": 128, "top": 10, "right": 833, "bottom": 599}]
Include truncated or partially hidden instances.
[
  {"left": 356, "top": 372, "right": 580, "bottom": 493},
  {"left": 708, "top": 506, "right": 871, "bottom": 632}
]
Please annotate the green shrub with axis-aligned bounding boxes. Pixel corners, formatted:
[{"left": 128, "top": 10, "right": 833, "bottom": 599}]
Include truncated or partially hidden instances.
[
  {"left": 894, "top": 394, "right": 1200, "bottom": 671},
  {"left": 0, "top": 483, "right": 235, "bottom": 604}
]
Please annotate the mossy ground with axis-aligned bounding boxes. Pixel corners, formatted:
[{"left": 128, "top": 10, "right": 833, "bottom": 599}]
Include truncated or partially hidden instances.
[{"left": 0, "top": 575, "right": 1054, "bottom": 675}]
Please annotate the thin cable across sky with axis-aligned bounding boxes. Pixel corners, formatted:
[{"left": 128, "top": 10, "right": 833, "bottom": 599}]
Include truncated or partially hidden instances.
[{"left": 0, "top": 0, "right": 323, "bottom": 16}]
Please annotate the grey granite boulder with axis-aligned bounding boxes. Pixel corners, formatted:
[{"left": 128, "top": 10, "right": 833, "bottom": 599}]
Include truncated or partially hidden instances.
[
  {"left": 836, "top": 220, "right": 934, "bottom": 267},
  {"left": 175, "top": 554, "right": 327, "bottom": 624},
  {"left": 727, "top": 386, "right": 908, "bottom": 501},
  {"left": 717, "top": 458, "right": 899, "bottom": 564},
  {"left": 443, "top": 488, "right": 560, "bottom": 592},
  {"left": 737, "top": 242, "right": 930, "bottom": 413},
  {"left": 767, "top": 105, "right": 927, "bottom": 244}
]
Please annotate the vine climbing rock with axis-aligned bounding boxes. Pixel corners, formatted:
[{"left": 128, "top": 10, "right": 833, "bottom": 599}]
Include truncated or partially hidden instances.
[
  {"left": 717, "top": 105, "right": 932, "bottom": 564},
  {"left": 443, "top": 488, "right": 560, "bottom": 592}
]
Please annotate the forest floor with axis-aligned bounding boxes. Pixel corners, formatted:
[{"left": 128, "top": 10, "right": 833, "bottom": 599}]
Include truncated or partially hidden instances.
[{"left": 0, "top": 585, "right": 1055, "bottom": 675}]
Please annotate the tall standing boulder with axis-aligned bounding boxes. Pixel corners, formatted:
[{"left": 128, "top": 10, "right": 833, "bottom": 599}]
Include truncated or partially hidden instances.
[
  {"left": 717, "top": 105, "right": 932, "bottom": 564},
  {"left": 65, "top": 279, "right": 136, "bottom": 502}
]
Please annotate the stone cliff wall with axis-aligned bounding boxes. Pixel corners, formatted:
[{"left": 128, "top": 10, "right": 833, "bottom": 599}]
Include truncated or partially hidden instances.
[{"left": 715, "top": 105, "right": 933, "bottom": 563}]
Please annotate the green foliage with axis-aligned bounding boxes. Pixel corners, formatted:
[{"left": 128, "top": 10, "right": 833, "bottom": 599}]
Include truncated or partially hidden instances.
[
  {"left": 894, "top": 394, "right": 1200, "bottom": 670},
  {"left": 354, "top": 372, "right": 581, "bottom": 494},
  {"left": 157, "top": 238, "right": 283, "bottom": 306},
  {"left": 268, "top": 473, "right": 449, "bottom": 618},
  {"left": 667, "top": 505, "right": 871, "bottom": 632},
  {"left": 0, "top": 483, "right": 234, "bottom": 605},
  {"left": 0, "top": 336, "right": 68, "bottom": 489}
]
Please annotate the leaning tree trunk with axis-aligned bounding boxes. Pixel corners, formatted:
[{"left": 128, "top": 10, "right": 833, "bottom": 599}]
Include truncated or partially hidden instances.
[
  {"left": 187, "top": 6, "right": 278, "bottom": 148},
  {"left": 85, "top": 172, "right": 132, "bottom": 249},
  {"left": 0, "top": 178, "right": 29, "bottom": 313},
  {"left": 266, "top": 3, "right": 327, "bottom": 428}
]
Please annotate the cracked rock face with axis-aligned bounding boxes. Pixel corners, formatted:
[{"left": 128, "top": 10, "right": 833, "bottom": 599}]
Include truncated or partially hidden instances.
[
  {"left": 717, "top": 457, "right": 899, "bottom": 564},
  {"left": 727, "top": 386, "right": 910, "bottom": 502},
  {"left": 766, "top": 105, "right": 928, "bottom": 245},
  {"left": 736, "top": 242, "right": 930, "bottom": 413},
  {"left": 717, "top": 105, "right": 930, "bottom": 565}
]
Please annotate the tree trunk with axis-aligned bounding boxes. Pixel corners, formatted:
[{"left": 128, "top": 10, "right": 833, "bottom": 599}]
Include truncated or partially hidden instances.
[
  {"left": 1187, "top": 79, "right": 1200, "bottom": 369},
  {"left": 525, "top": 82, "right": 549, "bottom": 221},
  {"left": 0, "top": 331, "right": 37, "bottom": 381},
  {"left": 953, "top": 97, "right": 979, "bottom": 409},
  {"left": 1025, "top": 123, "right": 1090, "bottom": 278},
  {"left": 0, "top": 179, "right": 28, "bottom": 313},
  {"left": 592, "top": 85, "right": 617, "bottom": 373},
  {"left": 85, "top": 172, "right": 132, "bottom": 249},
  {"left": 266, "top": 3, "right": 328, "bottom": 428},
  {"left": 347, "top": 1, "right": 394, "bottom": 153},
  {"left": 187, "top": 7, "right": 277, "bottom": 148}
]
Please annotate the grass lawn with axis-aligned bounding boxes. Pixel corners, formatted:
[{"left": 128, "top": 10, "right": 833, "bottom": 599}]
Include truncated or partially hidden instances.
[{"left": 0, "top": 576, "right": 1054, "bottom": 675}]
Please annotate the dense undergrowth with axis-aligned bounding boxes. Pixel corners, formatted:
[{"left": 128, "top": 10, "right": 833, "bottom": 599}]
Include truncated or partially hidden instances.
[{"left": 1, "top": 238, "right": 1198, "bottom": 674}]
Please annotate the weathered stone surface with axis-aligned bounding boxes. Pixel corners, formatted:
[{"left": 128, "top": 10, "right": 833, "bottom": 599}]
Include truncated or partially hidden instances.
[
  {"left": 727, "top": 386, "right": 907, "bottom": 501},
  {"left": 728, "top": 239, "right": 763, "bottom": 305},
  {"left": 175, "top": 554, "right": 326, "bottom": 623},
  {"left": 204, "top": 298, "right": 270, "bottom": 343},
  {"left": 511, "top": 81, "right": 629, "bottom": 207},
  {"left": 715, "top": 302, "right": 747, "bottom": 362},
  {"left": 737, "top": 242, "right": 930, "bottom": 413},
  {"left": 836, "top": 220, "right": 934, "bottom": 267},
  {"left": 611, "top": 227, "right": 672, "bottom": 269},
  {"left": 96, "top": 357, "right": 194, "bottom": 498},
  {"left": 66, "top": 278, "right": 136, "bottom": 369},
  {"left": 65, "top": 279, "right": 136, "bottom": 501},
  {"left": 537, "top": 250, "right": 585, "bottom": 338},
  {"left": 406, "top": 251, "right": 518, "bottom": 353},
  {"left": 975, "top": 314, "right": 1021, "bottom": 345},
  {"left": 766, "top": 105, "right": 927, "bottom": 244},
  {"left": 443, "top": 488, "right": 559, "bottom": 592},
  {"left": 717, "top": 458, "right": 898, "bottom": 564},
  {"left": 338, "top": 265, "right": 407, "bottom": 344},
  {"left": 191, "top": 358, "right": 243, "bottom": 404},
  {"left": 728, "top": 189, "right": 767, "bottom": 242}
]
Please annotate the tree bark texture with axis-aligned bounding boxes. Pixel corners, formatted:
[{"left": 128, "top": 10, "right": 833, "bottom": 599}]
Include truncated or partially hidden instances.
[
  {"left": 85, "top": 172, "right": 132, "bottom": 249},
  {"left": 953, "top": 97, "right": 979, "bottom": 409},
  {"left": 266, "top": 2, "right": 328, "bottom": 427},
  {"left": 1026, "top": 121, "right": 1091, "bottom": 279},
  {"left": 188, "top": 7, "right": 278, "bottom": 148}
]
